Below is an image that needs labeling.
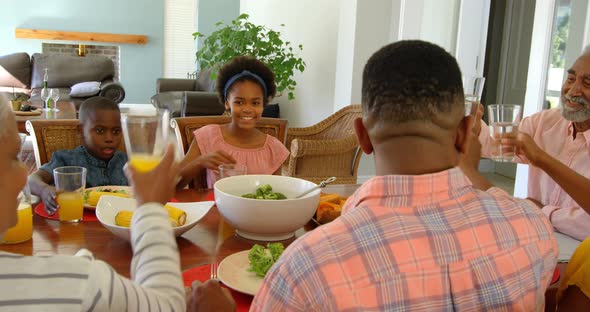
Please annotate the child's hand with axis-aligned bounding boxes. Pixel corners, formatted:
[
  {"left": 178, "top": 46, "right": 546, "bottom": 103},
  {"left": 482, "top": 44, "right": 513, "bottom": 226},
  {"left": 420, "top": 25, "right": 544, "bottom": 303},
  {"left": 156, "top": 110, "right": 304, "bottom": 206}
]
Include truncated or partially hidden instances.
[
  {"left": 200, "top": 151, "right": 236, "bottom": 172},
  {"left": 125, "top": 145, "right": 180, "bottom": 206},
  {"left": 41, "top": 186, "right": 57, "bottom": 215}
]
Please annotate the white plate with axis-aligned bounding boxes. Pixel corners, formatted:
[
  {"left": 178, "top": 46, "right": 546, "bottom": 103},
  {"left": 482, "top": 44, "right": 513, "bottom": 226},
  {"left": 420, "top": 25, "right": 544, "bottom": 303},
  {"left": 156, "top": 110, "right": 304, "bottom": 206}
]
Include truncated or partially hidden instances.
[
  {"left": 84, "top": 186, "right": 133, "bottom": 210},
  {"left": 218, "top": 250, "right": 264, "bottom": 296},
  {"left": 95, "top": 195, "right": 214, "bottom": 240}
]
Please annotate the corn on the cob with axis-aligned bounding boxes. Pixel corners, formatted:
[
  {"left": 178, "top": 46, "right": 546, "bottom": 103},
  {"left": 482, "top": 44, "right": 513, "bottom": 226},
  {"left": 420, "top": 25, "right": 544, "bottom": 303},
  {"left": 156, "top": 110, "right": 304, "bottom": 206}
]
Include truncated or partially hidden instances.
[
  {"left": 87, "top": 191, "right": 129, "bottom": 206},
  {"left": 115, "top": 210, "right": 134, "bottom": 227},
  {"left": 165, "top": 204, "right": 186, "bottom": 226},
  {"left": 114, "top": 205, "right": 186, "bottom": 228}
]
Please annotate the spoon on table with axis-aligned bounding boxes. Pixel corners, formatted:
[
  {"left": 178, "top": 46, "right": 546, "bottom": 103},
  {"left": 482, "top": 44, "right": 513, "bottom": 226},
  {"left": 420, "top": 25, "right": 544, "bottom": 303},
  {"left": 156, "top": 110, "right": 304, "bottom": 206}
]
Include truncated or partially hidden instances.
[{"left": 293, "top": 177, "right": 337, "bottom": 199}]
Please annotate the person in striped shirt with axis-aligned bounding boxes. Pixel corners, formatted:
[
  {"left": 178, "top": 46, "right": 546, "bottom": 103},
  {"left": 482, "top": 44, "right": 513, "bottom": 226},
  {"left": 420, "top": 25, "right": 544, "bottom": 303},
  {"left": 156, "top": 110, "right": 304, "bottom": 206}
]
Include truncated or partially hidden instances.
[
  {"left": 249, "top": 40, "right": 559, "bottom": 311},
  {"left": 0, "top": 98, "right": 185, "bottom": 311}
]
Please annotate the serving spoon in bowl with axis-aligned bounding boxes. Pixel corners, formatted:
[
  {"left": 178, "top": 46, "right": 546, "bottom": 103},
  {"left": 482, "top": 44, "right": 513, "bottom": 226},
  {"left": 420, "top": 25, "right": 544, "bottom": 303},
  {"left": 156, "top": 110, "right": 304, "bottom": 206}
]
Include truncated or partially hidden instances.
[{"left": 293, "top": 177, "right": 337, "bottom": 199}]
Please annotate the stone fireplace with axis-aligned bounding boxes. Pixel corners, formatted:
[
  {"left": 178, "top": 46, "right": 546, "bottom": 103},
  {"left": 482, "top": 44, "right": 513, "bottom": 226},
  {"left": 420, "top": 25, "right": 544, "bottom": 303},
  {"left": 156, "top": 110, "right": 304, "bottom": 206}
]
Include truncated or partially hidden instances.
[{"left": 42, "top": 43, "right": 120, "bottom": 79}]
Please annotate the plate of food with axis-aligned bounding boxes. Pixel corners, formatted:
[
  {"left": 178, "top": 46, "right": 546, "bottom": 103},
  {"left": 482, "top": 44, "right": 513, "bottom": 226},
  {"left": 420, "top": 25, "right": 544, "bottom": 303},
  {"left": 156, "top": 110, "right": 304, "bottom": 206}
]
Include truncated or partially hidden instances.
[
  {"left": 218, "top": 243, "right": 285, "bottom": 296},
  {"left": 84, "top": 186, "right": 132, "bottom": 210},
  {"left": 95, "top": 196, "right": 214, "bottom": 240},
  {"left": 13, "top": 104, "right": 42, "bottom": 116}
]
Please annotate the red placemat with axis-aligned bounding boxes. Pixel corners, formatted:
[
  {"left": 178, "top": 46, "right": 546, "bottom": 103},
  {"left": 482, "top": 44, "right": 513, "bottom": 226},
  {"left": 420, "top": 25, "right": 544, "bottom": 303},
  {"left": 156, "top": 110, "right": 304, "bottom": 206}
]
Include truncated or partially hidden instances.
[
  {"left": 551, "top": 266, "right": 560, "bottom": 285},
  {"left": 34, "top": 202, "right": 98, "bottom": 222},
  {"left": 183, "top": 264, "right": 252, "bottom": 312}
]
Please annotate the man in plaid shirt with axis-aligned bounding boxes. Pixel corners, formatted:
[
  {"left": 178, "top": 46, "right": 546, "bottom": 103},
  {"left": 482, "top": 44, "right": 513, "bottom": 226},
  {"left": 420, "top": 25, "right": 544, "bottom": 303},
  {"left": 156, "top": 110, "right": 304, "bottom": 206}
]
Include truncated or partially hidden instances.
[{"left": 250, "top": 41, "right": 558, "bottom": 311}]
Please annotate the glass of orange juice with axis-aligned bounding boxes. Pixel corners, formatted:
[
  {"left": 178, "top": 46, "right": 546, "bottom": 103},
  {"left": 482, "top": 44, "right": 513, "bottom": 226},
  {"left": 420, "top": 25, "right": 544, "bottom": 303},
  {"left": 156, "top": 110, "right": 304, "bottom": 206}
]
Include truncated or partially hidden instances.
[
  {"left": 3, "top": 185, "right": 33, "bottom": 244},
  {"left": 54, "top": 166, "right": 87, "bottom": 222},
  {"left": 122, "top": 109, "right": 170, "bottom": 173}
]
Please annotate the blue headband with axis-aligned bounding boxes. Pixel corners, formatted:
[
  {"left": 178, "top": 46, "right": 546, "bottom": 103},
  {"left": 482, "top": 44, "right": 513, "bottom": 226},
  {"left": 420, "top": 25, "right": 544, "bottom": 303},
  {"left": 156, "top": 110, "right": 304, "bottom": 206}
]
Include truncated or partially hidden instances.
[{"left": 223, "top": 70, "right": 268, "bottom": 102}]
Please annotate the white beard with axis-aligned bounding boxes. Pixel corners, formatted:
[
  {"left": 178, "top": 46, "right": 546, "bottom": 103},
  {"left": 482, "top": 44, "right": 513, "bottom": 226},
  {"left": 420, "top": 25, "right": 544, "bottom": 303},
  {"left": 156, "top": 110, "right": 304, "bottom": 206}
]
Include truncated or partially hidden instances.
[{"left": 560, "top": 95, "right": 590, "bottom": 122}]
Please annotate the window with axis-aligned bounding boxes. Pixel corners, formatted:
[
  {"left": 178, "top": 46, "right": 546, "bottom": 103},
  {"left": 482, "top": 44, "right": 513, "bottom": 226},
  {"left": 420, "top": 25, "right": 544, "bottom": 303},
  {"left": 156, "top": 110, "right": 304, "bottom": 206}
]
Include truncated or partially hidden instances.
[
  {"left": 164, "top": 0, "right": 197, "bottom": 78},
  {"left": 545, "top": 0, "right": 571, "bottom": 109}
]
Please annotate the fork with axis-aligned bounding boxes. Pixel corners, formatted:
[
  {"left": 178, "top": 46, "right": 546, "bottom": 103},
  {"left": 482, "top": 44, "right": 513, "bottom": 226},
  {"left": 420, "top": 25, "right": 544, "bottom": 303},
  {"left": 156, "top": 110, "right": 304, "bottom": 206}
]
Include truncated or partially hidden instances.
[{"left": 210, "top": 262, "right": 218, "bottom": 281}]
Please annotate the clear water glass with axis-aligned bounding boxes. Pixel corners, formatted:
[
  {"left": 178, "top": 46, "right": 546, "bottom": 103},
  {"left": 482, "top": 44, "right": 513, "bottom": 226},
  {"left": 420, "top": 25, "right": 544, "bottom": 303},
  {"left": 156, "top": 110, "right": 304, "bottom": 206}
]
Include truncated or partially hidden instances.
[
  {"left": 487, "top": 104, "right": 522, "bottom": 162},
  {"left": 463, "top": 76, "right": 485, "bottom": 117}
]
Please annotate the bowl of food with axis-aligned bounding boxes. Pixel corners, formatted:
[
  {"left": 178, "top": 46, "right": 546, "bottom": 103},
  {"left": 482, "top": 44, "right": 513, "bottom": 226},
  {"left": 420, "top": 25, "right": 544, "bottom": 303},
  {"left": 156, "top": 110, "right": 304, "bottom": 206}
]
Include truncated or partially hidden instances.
[
  {"left": 95, "top": 195, "right": 214, "bottom": 240},
  {"left": 214, "top": 175, "right": 321, "bottom": 241}
]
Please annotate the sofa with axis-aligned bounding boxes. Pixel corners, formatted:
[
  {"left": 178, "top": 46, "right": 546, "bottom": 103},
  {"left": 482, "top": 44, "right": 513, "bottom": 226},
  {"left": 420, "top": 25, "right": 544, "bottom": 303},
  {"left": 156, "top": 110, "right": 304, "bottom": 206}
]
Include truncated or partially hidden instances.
[{"left": 0, "top": 52, "right": 125, "bottom": 108}]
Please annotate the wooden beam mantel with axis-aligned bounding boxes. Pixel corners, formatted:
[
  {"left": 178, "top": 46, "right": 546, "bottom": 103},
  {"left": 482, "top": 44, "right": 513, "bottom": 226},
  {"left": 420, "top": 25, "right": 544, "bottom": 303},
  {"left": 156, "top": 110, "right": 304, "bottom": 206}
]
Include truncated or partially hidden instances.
[{"left": 15, "top": 28, "right": 147, "bottom": 45}]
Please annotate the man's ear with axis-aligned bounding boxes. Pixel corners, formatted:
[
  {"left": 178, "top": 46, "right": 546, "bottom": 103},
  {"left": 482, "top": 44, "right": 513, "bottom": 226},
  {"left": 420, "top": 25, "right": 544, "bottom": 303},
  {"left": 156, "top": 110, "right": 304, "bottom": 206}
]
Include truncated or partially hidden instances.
[
  {"left": 455, "top": 116, "right": 472, "bottom": 153},
  {"left": 354, "top": 117, "right": 373, "bottom": 154}
]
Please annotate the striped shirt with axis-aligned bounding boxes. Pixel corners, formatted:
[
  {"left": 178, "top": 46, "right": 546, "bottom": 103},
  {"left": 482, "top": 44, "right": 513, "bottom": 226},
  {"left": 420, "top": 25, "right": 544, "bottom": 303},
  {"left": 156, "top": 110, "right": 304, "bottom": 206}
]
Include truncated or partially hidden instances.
[
  {"left": 0, "top": 203, "right": 184, "bottom": 311},
  {"left": 251, "top": 168, "right": 558, "bottom": 311}
]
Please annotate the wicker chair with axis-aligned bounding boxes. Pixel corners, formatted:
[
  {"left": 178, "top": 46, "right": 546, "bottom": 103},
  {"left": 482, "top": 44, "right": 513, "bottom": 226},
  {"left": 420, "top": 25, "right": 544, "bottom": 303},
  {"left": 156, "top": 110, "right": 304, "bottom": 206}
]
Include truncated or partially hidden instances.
[
  {"left": 170, "top": 116, "right": 288, "bottom": 188},
  {"left": 26, "top": 119, "right": 126, "bottom": 168},
  {"left": 282, "top": 105, "right": 363, "bottom": 184}
]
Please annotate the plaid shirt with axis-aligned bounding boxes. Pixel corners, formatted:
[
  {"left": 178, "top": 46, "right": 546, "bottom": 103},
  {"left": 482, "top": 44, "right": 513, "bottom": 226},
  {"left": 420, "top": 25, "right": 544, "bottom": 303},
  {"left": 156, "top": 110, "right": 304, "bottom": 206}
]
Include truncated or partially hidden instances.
[{"left": 251, "top": 168, "right": 558, "bottom": 311}]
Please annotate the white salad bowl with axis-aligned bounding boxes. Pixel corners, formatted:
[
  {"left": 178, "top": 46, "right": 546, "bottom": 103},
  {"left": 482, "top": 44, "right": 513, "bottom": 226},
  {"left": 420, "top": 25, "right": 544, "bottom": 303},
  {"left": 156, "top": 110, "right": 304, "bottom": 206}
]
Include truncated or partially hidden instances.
[{"left": 214, "top": 175, "right": 321, "bottom": 241}]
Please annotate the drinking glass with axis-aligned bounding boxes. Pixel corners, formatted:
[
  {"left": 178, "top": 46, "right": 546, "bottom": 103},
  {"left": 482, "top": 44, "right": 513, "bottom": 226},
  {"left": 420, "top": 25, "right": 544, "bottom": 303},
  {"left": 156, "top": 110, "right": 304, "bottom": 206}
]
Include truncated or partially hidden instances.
[
  {"left": 122, "top": 109, "right": 170, "bottom": 173},
  {"left": 487, "top": 104, "right": 522, "bottom": 162},
  {"left": 3, "top": 184, "right": 33, "bottom": 244},
  {"left": 54, "top": 166, "right": 87, "bottom": 222},
  {"left": 40, "top": 88, "right": 50, "bottom": 111},
  {"left": 218, "top": 164, "right": 247, "bottom": 179},
  {"left": 463, "top": 76, "right": 485, "bottom": 117},
  {"left": 50, "top": 88, "right": 60, "bottom": 112}
]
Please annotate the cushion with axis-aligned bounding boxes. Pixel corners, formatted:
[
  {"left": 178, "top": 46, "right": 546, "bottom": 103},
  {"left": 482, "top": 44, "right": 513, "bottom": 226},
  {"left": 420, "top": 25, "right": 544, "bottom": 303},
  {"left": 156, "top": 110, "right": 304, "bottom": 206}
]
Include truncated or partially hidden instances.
[
  {"left": 0, "top": 52, "right": 31, "bottom": 89},
  {"left": 70, "top": 81, "right": 101, "bottom": 97}
]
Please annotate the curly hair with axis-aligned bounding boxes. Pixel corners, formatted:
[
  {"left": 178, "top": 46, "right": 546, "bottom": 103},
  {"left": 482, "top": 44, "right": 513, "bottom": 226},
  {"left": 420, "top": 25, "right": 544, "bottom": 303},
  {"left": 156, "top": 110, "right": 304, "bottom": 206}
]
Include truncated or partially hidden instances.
[
  {"left": 78, "top": 96, "right": 120, "bottom": 123},
  {"left": 362, "top": 40, "right": 464, "bottom": 124},
  {"left": 216, "top": 56, "right": 277, "bottom": 106}
]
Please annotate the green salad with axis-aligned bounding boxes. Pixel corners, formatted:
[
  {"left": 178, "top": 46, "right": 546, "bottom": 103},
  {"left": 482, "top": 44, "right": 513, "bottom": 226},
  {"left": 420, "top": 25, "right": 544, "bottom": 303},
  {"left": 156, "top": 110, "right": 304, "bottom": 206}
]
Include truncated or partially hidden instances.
[
  {"left": 248, "top": 243, "right": 285, "bottom": 277},
  {"left": 241, "top": 184, "right": 287, "bottom": 200}
]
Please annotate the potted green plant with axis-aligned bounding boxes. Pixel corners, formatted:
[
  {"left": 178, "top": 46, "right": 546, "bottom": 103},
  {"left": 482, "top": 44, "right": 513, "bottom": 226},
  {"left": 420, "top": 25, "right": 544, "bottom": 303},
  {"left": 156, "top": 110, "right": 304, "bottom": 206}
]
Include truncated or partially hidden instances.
[
  {"left": 9, "top": 87, "right": 29, "bottom": 111},
  {"left": 193, "top": 14, "right": 305, "bottom": 101}
]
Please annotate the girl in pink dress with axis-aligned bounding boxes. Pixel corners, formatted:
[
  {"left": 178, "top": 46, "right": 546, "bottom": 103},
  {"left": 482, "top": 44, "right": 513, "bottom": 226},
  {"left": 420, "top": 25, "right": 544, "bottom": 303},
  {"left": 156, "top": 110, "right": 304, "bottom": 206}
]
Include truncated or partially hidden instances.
[{"left": 178, "top": 56, "right": 289, "bottom": 189}]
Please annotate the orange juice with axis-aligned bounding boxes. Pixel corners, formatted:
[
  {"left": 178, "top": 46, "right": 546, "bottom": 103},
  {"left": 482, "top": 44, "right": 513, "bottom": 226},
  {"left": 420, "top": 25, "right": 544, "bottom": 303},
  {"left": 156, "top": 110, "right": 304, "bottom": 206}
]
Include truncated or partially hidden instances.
[
  {"left": 3, "top": 202, "right": 33, "bottom": 244},
  {"left": 58, "top": 192, "right": 84, "bottom": 222},
  {"left": 129, "top": 154, "right": 161, "bottom": 172}
]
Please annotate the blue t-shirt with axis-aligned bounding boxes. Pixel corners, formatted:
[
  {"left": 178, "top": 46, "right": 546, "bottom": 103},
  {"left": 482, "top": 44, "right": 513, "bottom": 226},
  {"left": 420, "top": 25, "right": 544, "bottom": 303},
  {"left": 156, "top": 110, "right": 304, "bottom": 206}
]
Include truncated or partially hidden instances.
[{"left": 39, "top": 146, "right": 129, "bottom": 187}]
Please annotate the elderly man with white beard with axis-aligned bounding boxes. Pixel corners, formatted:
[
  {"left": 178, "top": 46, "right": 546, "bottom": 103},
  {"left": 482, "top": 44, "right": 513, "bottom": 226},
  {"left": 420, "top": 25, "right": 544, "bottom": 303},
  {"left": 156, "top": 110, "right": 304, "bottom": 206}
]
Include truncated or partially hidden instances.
[{"left": 478, "top": 47, "right": 590, "bottom": 241}]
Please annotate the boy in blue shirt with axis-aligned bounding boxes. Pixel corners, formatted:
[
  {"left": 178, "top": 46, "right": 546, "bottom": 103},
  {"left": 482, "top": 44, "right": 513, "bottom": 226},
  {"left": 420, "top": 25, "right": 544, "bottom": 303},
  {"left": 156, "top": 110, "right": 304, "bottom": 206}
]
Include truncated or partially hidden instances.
[{"left": 29, "top": 96, "right": 128, "bottom": 214}]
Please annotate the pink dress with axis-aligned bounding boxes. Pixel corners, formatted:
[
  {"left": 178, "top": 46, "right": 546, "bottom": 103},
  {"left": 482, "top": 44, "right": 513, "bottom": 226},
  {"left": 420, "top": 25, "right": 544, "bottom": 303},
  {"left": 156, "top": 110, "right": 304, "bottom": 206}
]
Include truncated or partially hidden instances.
[{"left": 193, "top": 124, "right": 290, "bottom": 188}]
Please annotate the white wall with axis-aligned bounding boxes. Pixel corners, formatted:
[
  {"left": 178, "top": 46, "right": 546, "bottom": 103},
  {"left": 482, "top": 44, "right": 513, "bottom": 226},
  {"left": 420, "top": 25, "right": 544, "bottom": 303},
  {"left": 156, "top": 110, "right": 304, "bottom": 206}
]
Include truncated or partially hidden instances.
[
  {"left": 421, "top": 0, "right": 460, "bottom": 52},
  {"left": 240, "top": 0, "right": 341, "bottom": 127},
  {"left": 241, "top": 0, "right": 487, "bottom": 181}
]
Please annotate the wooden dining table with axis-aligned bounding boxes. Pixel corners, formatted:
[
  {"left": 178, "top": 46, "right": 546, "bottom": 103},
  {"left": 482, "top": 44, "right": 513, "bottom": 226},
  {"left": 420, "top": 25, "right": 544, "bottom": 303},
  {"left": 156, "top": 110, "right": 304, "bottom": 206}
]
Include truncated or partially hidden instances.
[{"left": 0, "top": 184, "right": 566, "bottom": 311}]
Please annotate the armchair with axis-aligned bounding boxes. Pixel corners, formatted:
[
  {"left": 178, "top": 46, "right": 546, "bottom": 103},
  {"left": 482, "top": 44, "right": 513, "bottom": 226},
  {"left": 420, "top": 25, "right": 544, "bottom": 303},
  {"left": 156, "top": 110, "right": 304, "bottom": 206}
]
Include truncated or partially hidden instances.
[
  {"left": 282, "top": 105, "right": 362, "bottom": 184},
  {"left": 151, "top": 68, "right": 223, "bottom": 118}
]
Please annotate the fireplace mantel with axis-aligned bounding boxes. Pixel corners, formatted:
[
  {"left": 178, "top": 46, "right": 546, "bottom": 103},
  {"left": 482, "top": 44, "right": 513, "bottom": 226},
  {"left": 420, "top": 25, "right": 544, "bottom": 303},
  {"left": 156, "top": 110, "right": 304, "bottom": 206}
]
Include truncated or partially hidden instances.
[{"left": 15, "top": 28, "right": 147, "bottom": 45}]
